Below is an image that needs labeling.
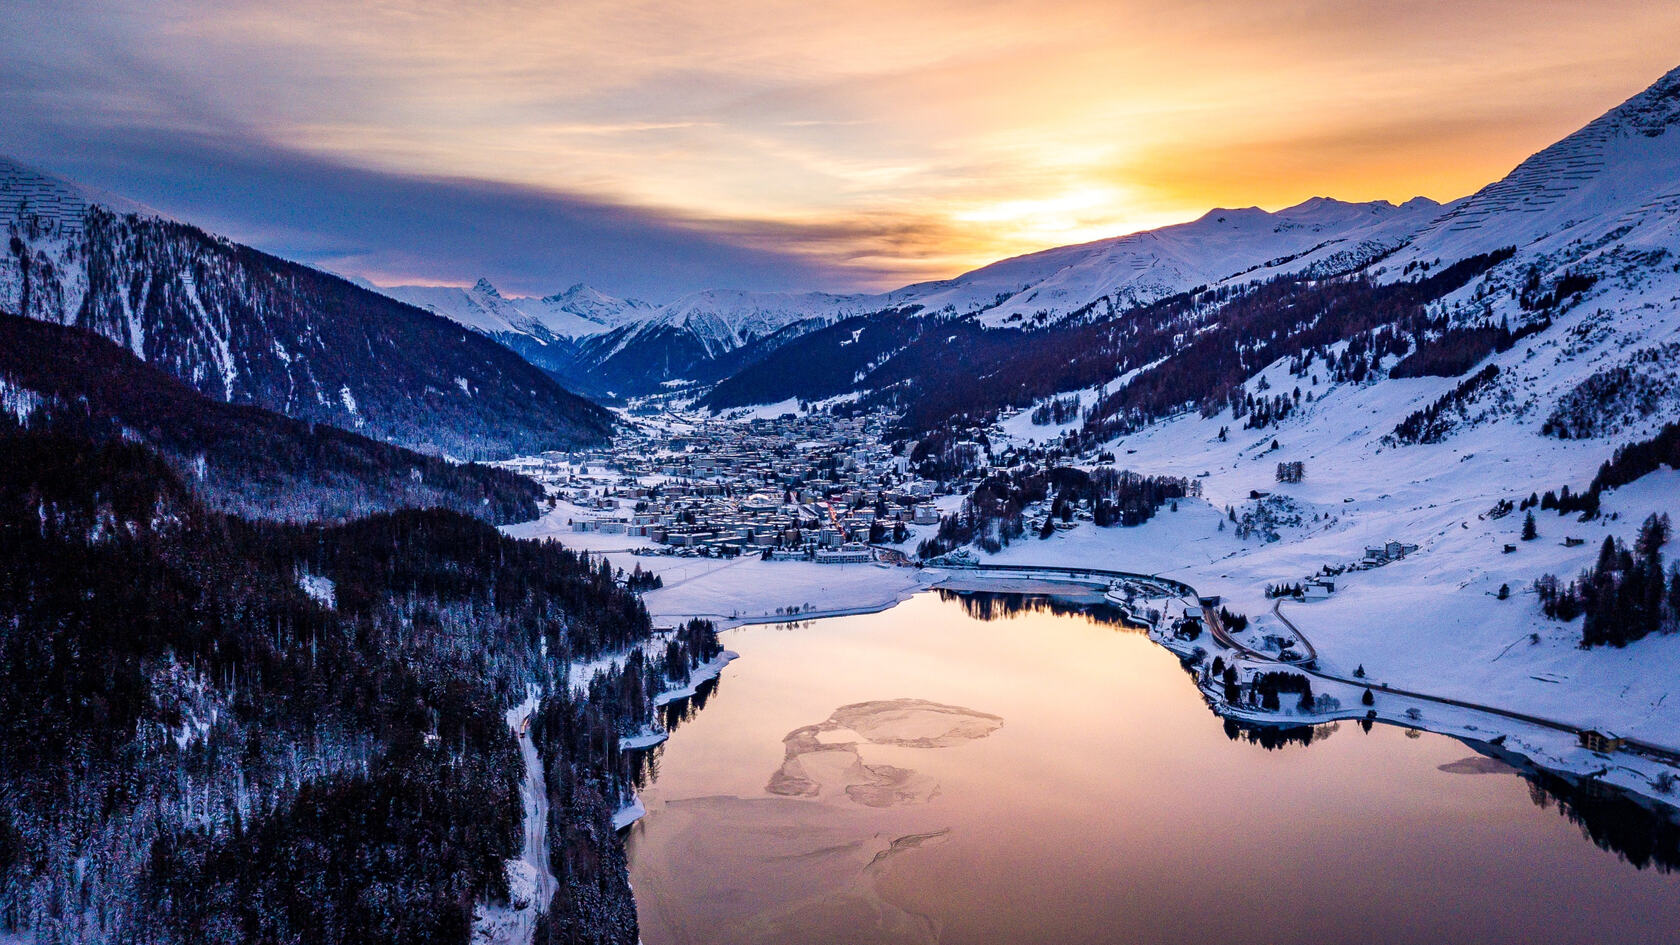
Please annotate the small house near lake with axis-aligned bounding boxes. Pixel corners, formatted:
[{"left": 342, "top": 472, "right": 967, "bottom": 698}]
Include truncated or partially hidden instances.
[{"left": 1577, "top": 729, "right": 1626, "bottom": 754}]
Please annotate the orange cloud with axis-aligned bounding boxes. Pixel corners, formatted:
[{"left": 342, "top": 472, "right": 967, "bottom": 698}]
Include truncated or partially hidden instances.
[{"left": 14, "top": 0, "right": 1680, "bottom": 289}]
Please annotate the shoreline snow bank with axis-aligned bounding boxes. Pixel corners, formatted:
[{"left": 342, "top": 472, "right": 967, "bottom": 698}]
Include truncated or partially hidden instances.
[{"left": 654, "top": 651, "right": 738, "bottom": 707}]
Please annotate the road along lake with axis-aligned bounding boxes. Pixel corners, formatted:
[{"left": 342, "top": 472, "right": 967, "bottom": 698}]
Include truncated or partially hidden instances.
[{"left": 625, "top": 590, "right": 1680, "bottom": 945}]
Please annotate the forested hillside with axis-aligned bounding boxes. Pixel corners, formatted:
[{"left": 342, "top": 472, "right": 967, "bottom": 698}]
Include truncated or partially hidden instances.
[
  {"left": 2, "top": 174, "right": 614, "bottom": 458},
  {"left": 0, "top": 312, "right": 544, "bottom": 524},
  {"left": 0, "top": 422, "right": 719, "bottom": 944}
]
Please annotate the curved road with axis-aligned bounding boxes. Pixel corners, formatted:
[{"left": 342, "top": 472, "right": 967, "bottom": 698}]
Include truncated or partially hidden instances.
[
  {"left": 949, "top": 562, "right": 1680, "bottom": 765},
  {"left": 1267, "top": 598, "right": 1676, "bottom": 763}
]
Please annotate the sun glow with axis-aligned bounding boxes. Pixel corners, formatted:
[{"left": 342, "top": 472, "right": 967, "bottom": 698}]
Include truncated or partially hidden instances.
[{"left": 12, "top": 0, "right": 1680, "bottom": 290}]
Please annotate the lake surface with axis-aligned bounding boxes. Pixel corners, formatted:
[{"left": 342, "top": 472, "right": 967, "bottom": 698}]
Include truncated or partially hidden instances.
[{"left": 625, "top": 590, "right": 1680, "bottom": 945}]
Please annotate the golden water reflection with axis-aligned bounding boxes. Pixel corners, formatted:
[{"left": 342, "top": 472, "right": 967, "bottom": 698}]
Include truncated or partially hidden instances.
[{"left": 627, "top": 591, "right": 1680, "bottom": 945}]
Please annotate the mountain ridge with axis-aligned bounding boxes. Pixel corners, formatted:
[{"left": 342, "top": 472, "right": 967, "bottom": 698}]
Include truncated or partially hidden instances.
[{"left": 0, "top": 158, "right": 614, "bottom": 459}]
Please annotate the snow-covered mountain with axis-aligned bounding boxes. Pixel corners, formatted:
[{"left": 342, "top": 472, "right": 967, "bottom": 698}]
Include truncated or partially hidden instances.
[
  {"left": 374, "top": 278, "right": 653, "bottom": 343},
  {"left": 373, "top": 277, "right": 880, "bottom": 396},
  {"left": 613, "top": 288, "right": 877, "bottom": 358},
  {"left": 1384, "top": 63, "right": 1680, "bottom": 274},
  {"left": 0, "top": 157, "right": 613, "bottom": 458},
  {"left": 901, "top": 64, "right": 1680, "bottom": 780},
  {"left": 375, "top": 189, "right": 1455, "bottom": 397},
  {"left": 882, "top": 195, "right": 1447, "bottom": 328}
]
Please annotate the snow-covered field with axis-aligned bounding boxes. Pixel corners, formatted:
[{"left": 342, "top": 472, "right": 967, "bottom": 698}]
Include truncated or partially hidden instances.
[
  {"left": 980, "top": 328, "right": 1680, "bottom": 753},
  {"left": 964, "top": 291, "right": 1680, "bottom": 804}
]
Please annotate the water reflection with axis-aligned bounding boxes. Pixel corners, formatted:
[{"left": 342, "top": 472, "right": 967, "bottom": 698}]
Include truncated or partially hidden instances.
[
  {"left": 626, "top": 590, "right": 1680, "bottom": 945},
  {"left": 934, "top": 588, "right": 1141, "bottom": 628},
  {"left": 1221, "top": 717, "right": 1340, "bottom": 751},
  {"left": 657, "top": 673, "right": 720, "bottom": 733},
  {"left": 628, "top": 675, "right": 722, "bottom": 797},
  {"left": 1499, "top": 745, "right": 1680, "bottom": 874}
]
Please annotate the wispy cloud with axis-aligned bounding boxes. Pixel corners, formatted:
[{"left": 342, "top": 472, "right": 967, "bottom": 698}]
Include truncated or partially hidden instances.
[{"left": 3, "top": 0, "right": 1676, "bottom": 294}]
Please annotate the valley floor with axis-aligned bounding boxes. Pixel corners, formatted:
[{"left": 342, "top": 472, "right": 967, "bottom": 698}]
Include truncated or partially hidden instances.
[
  {"left": 505, "top": 330, "right": 1680, "bottom": 806},
  {"left": 505, "top": 502, "right": 935, "bottom": 628},
  {"left": 508, "top": 477, "right": 1680, "bottom": 808}
]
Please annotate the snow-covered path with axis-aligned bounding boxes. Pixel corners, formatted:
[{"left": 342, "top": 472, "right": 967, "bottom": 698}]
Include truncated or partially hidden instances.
[
  {"left": 472, "top": 692, "right": 557, "bottom": 945},
  {"left": 513, "top": 694, "right": 558, "bottom": 922}
]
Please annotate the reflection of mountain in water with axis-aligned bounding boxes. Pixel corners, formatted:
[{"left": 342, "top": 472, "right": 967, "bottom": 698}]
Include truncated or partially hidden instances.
[{"left": 934, "top": 590, "right": 1142, "bottom": 628}]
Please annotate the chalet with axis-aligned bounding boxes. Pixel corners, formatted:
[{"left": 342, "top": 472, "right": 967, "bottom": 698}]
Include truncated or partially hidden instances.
[{"left": 1577, "top": 729, "right": 1625, "bottom": 754}]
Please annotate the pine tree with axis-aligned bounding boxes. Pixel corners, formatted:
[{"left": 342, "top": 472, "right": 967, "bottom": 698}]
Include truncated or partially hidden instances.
[{"left": 1521, "top": 511, "right": 1537, "bottom": 541}]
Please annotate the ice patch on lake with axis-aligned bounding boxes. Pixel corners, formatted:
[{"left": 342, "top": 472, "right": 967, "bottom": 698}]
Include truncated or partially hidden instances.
[
  {"left": 766, "top": 699, "right": 1002, "bottom": 805},
  {"left": 628, "top": 795, "right": 945, "bottom": 945}
]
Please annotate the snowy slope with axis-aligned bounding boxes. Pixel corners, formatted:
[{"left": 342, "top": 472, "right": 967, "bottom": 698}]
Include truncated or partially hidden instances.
[
  {"left": 374, "top": 278, "right": 652, "bottom": 343},
  {"left": 884, "top": 196, "right": 1445, "bottom": 327},
  {"left": 0, "top": 156, "right": 613, "bottom": 457},
  {"left": 966, "top": 63, "right": 1680, "bottom": 791},
  {"left": 601, "top": 288, "right": 878, "bottom": 359},
  {"left": 1387, "top": 63, "right": 1680, "bottom": 271},
  {"left": 0, "top": 154, "right": 161, "bottom": 230}
]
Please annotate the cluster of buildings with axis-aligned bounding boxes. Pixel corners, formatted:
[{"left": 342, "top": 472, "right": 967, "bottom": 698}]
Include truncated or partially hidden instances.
[
  {"left": 510, "top": 408, "right": 948, "bottom": 561},
  {"left": 1360, "top": 539, "right": 1420, "bottom": 569}
]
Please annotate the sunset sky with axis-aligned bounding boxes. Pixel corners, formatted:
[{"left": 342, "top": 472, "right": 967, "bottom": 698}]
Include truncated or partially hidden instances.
[{"left": 4, "top": 0, "right": 1677, "bottom": 299}]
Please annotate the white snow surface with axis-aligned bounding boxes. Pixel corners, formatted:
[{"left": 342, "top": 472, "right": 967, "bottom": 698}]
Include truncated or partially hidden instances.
[
  {"left": 951, "top": 64, "right": 1680, "bottom": 771},
  {"left": 976, "top": 316, "right": 1680, "bottom": 762},
  {"left": 296, "top": 573, "right": 335, "bottom": 609},
  {"left": 374, "top": 279, "right": 653, "bottom": 343},
  {"left": 473, "top": 692, "right": 558, "bottom": 945}
]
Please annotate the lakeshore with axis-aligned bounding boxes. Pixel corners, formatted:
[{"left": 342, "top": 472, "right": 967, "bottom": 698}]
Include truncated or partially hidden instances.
[{"left": 622, "top": 591, "right": 1680, "bottom": 945}]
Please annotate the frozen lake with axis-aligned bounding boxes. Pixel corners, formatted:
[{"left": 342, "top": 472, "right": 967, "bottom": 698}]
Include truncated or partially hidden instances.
[{"left": 625, "top": 590, "right": 1680, "bottom": 945}]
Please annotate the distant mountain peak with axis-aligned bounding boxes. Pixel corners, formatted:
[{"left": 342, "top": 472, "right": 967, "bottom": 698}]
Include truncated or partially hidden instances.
[
  {"left": 541, "top": 282, "right": 617, "bottom": 306},
  {"left": 471, "top": 277, "right": 502, "bottom": 298},
  {"left": 1194, "top": 206, "right": 1267, "bottom": 223}
]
